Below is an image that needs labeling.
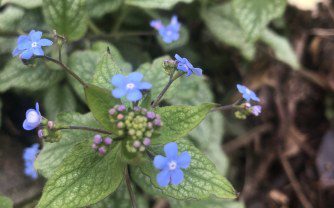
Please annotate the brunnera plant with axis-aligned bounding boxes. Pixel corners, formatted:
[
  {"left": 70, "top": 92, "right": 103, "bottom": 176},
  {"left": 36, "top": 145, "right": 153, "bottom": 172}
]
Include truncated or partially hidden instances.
[{"left": 15, "top": 19, "right": 261, "bottom": 208}]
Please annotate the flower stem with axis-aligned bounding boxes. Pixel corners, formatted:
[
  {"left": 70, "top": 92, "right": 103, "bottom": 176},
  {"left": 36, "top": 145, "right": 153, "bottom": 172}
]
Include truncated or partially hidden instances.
[
  {"left": 124, "top": 166, "right": 137, "bottom": 208},
  {"left": 55, "top": 125, "right": 113, "bottom": 135},
  {"left": 212, "top": 99, "right": 242, "bottom": 112},
  {"left": 152, "top": 72, "right": 184, "bottom": 108},
  {"left": 43, "top": 56, "right": 87, "bottom": 87}
]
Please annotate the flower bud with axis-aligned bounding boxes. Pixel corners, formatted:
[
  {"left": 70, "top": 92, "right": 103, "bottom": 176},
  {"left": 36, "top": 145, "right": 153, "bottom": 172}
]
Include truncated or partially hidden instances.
[
  {"left": 146, "top": 112, "right": 155, "bottom": 119},
  {"left": 92, "top": 143, "right": 98, "bottom": 150},
  {"left": 98, "top": 147, "right": 106, "bottom": 156},
  {"left": 93, "top": 135, "right": 102, "bottom": 144},
  {"left": 143, "top": 138, "right": 151, "bottom": 146},
  {"left": 117, "top": 105, "right": 126, "bottom": 111},
  {"left": 133, "top": 140, "right": 141, "bottom": 148},
  {"left": 109, "top": 108, "right": 116, "bottom": 115},
  {"left": 104, "top": 137, "right": 112, "bottom": 145},
  {"left": 47, "top": 121, "right": 55, "bottom": 129},
  {"left": 117, "top": 114, "right": 124, "bottom": 120},
  {"left": 38, "top": 129, "right": 44, "bottom": 138}
]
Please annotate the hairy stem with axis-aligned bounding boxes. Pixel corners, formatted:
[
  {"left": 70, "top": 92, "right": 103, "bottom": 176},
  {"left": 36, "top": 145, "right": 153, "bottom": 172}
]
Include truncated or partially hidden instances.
[
  {"left": 124, "top": 166, "right": 137, "bottom": 208},
  {"left": 212, "top": 99, "right": 242, "bottom": 112},
  {"left": 43, "top": 56, "right": 87, "bottom": 87},
  {"left": 152, "top": 72, "right": 183, "bottom": 108}
]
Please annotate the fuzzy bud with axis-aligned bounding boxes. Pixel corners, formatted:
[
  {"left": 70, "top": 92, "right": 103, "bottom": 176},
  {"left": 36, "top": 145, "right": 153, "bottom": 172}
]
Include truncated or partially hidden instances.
[
  {"left": 98, "top": 147, "right": 106, "bottom": 156},
  {"left": 104, "top": 137, "right": 112, "bottom": 145},
  {"left": 117, "top": 105, "right": 126, "bottom": 111},
  {"left": 93, "top": 134, "right": 102, "bottom": 144},
  {"left": 143, "top": 138, "right": 151, "bottom": 146},
  {"left": 117, "top": 114, "right": 124, "bottom": 120},
  {"left": 109, "top": 108, "right": 116, "bottom": 115},
  {"left": 47, "top": 121, "right": 55, "bottom": 129},
  {"left": 38, "top": 129, "right": 44, "bottom": 138},
  {"left": 146, "top": 112, "right": 155, "bottom": 119},
  {"left": 133, "top": 140, "right": 141, "bottom": 148}
]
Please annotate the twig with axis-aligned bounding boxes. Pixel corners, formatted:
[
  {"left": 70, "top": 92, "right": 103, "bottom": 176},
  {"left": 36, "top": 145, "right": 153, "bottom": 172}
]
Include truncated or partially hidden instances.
[
  {"left": 124, "top": 166, "right": 137, "bottom": 208},
  {"left": 279, "top": 152, "right": 313, "bottom": 208}
]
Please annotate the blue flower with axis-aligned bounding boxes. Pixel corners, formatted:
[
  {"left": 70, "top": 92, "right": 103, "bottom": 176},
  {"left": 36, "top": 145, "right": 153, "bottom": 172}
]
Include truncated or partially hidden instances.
[
  {"left": 150, "top": 16, "right": 180, "bottom": 44},
  {"left": 251, "top": 105, "right": 262, "bottom": 116},
  {"left": 23, "top": 144, "right": 39, "bottom": 180},
  {"left": 237, "top": 84, "right": 260, "bottom": 102},
  {"left": 23, "top": 102, "right": 42, "bottom": 131},
  {"left": 12, "top": 30, "right": 53, "bottom": 60},
  {"left": 175, "top": 54, "right": 202, "bottom": 76},
  {"left": 153, "top": 142, "right": 191, "bottom": 187},
  {"left": 111, "top": 72, "right": 152, "bottom": 102}
]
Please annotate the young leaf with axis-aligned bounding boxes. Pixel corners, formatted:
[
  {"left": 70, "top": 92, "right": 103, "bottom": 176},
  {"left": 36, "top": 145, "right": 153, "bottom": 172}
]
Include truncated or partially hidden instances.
[
  {"left": 92, "top": 51, "right": 122, "bottom": 90},
  {"left": 0, "top": 195, "right": 13, "bottom": 208},
  {"left": 43, "top": 84, "right": 77, "bottom": 120},
  {"left": 152, "top": 103, "right": 216, "bottom": 145},
  {"left": 260, "top": 29, "right": 300, "bottom": 70},
  {"left": 232, "top": 0, "right": 286, "bottom": 41},
  {"left": 84, "top": 84, "right": 120, "bottom": 131},
  {"left": 138, "top": 56, "right": 179, "bottom": 99},
  {"left": 125, "top": 0, "right": 193, "bottom": 9},
  {"left": 0, "top": 6, "right": 24, "bottom": 31},
  {"left": 201, "top": 3, "right": 255, "bottom": 60},
  {"left": 0, "top": 59, "right": 63, "bottom": 93},
  {"left": 35, "top": 112, "right": 102, "bottom": 178},
  {"left": 131, "top": 140, "right": 236, "bottom": 200},
  {"left": 37, "top": 142, "right": 125, "bottom": 208},
  {"left": 42, "top": 0, "right": 88, "bottom": 41}
]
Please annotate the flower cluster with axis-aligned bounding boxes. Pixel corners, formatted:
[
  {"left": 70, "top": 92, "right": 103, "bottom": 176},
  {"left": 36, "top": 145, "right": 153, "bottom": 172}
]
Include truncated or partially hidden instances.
[
  {"left": 175, "top": 54, "right": 202, "bottom": 77},
  {"left": 235, "top": 84, "right": 262, "bottom": 118},
  {"left": 109, "top": 105, "right": 162, "bottom": 153},
  {"left": 154, "top": 142, "right": 191, "bottom": 187},
  {"left": 111, "top": 72, "right": 152, "bottom": 102},
  {"left": 23, "top": 143, "right": 39, "bottom": 180},
  {"left": 150, "top": 16, "right": 181, "bottom": 44},
  {"left": 12, "top": 30, "right": 53, "bottom": 60},
  {"left": 92, "top": 135, "right": 113, "bottom": 156}
]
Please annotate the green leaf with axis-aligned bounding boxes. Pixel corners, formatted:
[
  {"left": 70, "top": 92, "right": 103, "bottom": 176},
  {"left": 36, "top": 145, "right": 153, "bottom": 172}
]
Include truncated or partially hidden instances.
[
  {"left": 43, "top": 0, "right": 88, "bottom": 41},
  {"left": 92, "top": 52, "right": 122, "bottom": 90},
  {"left": 170, "top": 198, "right": 244, "bottom": 208},
  {"left": 0, "top": 196, "right": 13, "bottom": 208},
  {"left": 1, "top": 0, "right": 42, "bottom": 9},
  {"left": 201, "top": 3, "right": 255, "bottom": 60},
  {"left": 138, "top": 56, "right": 179, "bottom": 99},
  {"left": 131, "top": 140, "right": 236, "bottom": 200},
  {"left": 85, "top": 84, "right": 120, "bottom": 131},
  {"left": 166, "top": 76, "right": 213, "bottom": 105},
  {"left": 125, "top": 0, "right": 193, "bottom": 9},
  {"left": 153, "top": 103, "right": 216, "bottom": 145},
  {"left": 260, "top": 28, "right": 300, "bottom": 70},
  {"left": 43, "top": 84, "right": 77, "bottom": 120},
  {"left": 37, "top": 142, "right": 125, "bottom": 208},
  {"left": 158, "top": 27, "right": 189, "bottom": 51},
  {"left": 0, "top": 6, "right": 24, "bottom": 31},
  {"left": 86, "top": 0, "right": 122, "bottom": 18},
  {"left": 35, "top": 112, "right": 103, "bottom": 178},
  {"left": 232, "top": 0, "right": 286, "bottom": 41},
  {"left": 0, "top": 59, "right": 64, "bottom": 93},
  {"left": 92, "top": 41, "right": 132, "bottom": 72},
  {"left": 68, "top": 50, "right": 100, "bottom": 100}
]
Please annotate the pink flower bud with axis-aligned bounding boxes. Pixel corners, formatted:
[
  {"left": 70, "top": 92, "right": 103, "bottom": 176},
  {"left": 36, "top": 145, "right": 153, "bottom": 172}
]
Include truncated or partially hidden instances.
[
  {"left": 92, "top": 143, "right": 98, "bottom": 150},
  {"left": 47, "top": 121, "right": 54, "bottom": 129},
  {"left": 38, "top": 129, "right": 44, "bottom": 138},
  {"left": 146, "top": 112, "right": 155, "bottom": 119},
  {"left": 93, "top": 135, "right": 102, "bottom": 144},
  {"left": 143, "top": 138, "right": 151, "bottom": 146},
  {"left": 104, "top": 137, "right": 112, "bottom": 145},
  {"left": 98, "top": 147, "right": 106, "bottom": 156},
  {"left": 117, "top": 105, "right": 126, "bottom": 111},
  {"left": 133, "top": 140, "right": 141, "bottom": 148},
  {"left": 117, "top": 114, "right": 124, "bottom": 120},
  {"left": 109, "top": 108, "right": 116, "bottom": 115}
]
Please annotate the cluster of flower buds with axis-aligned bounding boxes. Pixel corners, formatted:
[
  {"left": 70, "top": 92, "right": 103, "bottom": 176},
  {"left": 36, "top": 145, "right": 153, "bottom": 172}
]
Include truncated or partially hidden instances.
[
  {"left": 109, "top": 105, "right": 162, "bottom": 153},
  {"left": 91, "top": 134, "right": 113, "bottom": 156},
  {"left": 235, "top": 103, "right": 262, "bottom": 120},
  {"left": 37, "top": 120, "right": 61, "bottom": 142}
]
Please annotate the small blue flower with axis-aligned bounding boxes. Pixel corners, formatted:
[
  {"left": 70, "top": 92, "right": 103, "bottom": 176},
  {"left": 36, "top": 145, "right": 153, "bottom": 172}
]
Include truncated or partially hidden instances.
[
  {"left": 23, "top": 102, "right": 42, "bottom": 131},
  {"left": 251, "top": 105, "right": 262, "bottom": 116},
  {"left": 175, "top": 54, "right": 202, "bottom": 76},
  {"left": 150, "top": 16, "right": 181, "bottom": 44},
  {"left": 12, "top": 30, "right": 53, "bottom": 60},
  {"left": 111, "top": 72, "right": 152, "bottom": 102},
  {"left": 23, "top": 143, "right": 39, "bottom": 180},
  {"left": 237, "top": 84, "right": 260, "bottom": 102},
  {"left": 153, "top": 142, "right": 191, "bottom": 187}
]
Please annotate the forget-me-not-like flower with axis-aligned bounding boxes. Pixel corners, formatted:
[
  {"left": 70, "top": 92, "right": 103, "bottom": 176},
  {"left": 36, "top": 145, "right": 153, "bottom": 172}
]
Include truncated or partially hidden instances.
[
  {"left": 23, "top": 102, "right": 42, "bottom": 131},
  {"left": 237, "top": 84, "right": 260, "bottom": 102},
  {"left": 150, "top": 16, "right": 181, "bottom": 44},
  {"left": 251, "top": 105, "right": 262, "bottom": 116},
  {"left": 175, "top": 54, "right": 202, "bottom": 77},
  {"left": 111, "top": 72, "right": 152, "bottom": 102},
  {"left": 23, "top": 143, "right": 39, "bottom": 180},
  {"left": 12, "top": 30, "right": 53, "bottom": 60},
  {"left": 153, "top": 142, "right": 191, "bottom": 187}
]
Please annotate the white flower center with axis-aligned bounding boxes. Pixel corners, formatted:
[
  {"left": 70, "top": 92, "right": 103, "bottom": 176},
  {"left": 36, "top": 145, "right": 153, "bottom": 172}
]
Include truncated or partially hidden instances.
[
  {"left": 126, "top": 83, "right": 135, "bottom": 90},
  {"left": 27, "top": 111, "right": 40, "bottom": 123},
  {"left": 31, "top": 42, "right": 38, "bottom": 48},
  {"left": 168, "top": 161, "right": 177, "bottom": 170}
]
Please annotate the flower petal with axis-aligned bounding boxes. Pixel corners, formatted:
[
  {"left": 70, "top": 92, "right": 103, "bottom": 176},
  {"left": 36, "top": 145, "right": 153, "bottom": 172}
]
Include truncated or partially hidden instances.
[
  {"left": 177, "top": 151, "right": 191, "bottom": 169},
  {"left": 175, "top": 54, "right": 183, "bottom": 62},
  {"left": 127, "top": 72, "right": 143, "bottom": 82},
  {"left": 33, "top": 47, "right": 44, "bottom": 56},
  {"left": 154, "top": 155, "right": 168, "bottom": 170},
  {"left": 112, "top": 88, "right": 127, "bottom": 98},
  {"left": 139, "top": 82, "right": 152, "bottom": 90},
  {"left": 156, "top": 169, "right": 171, "bottom": 187},
  {"left": 35, "top": 102, "right": 40, "bottom": 113},
  {"left": 20, "top": 49, "right": 34, "bottom": 60},
  {"left": 12, "top": 47, "right": 22, "bottom": 57},
  {"left": 236, "top": 84, "right": 246, "bottom": 94},
  {"left": 164, "top": 142, "right": 178, "bottom": 159},
  {"left": 126, "top": 89, "right": 142, "bottom": 101},
  {"left": 150, "top": 20, "right": 163, "bottom": 30},
  {"left": 111, "top": 74, "right": 127, "bottom": 87},
  {"left": 192, "top": 67, "right": 203, "bottom": 76},
  {"left": 29, "top": 30, "right": 42, "bottom": 41},
  {"left": 23, "top": 120, "right": 35, "bottom": 131},
  {"left": 171, "top": 168, "right": 184, "bottom": 185},
  {"left": 38, "top": 39, "right": 53, "bottom": 46}
]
